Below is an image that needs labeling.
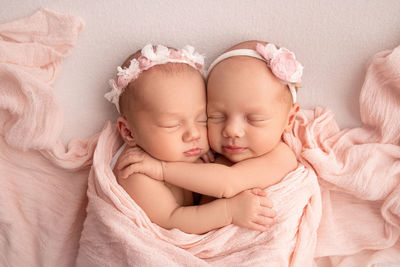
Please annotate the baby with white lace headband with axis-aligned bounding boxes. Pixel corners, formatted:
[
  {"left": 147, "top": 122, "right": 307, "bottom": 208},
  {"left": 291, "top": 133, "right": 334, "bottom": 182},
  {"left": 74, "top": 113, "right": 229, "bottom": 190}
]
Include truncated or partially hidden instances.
[
  {"left": 116, "top": 40, "right": 303, "bottom": 213},
  {"left": 107, "top": 44, "right": 275, "bottom": 234}
]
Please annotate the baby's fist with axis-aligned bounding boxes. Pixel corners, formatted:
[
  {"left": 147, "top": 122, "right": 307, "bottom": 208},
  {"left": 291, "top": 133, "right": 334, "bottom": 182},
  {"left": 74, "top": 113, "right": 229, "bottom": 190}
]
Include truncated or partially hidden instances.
[{"left": 228, "top": 188, "right": 276, "bottom": 232}]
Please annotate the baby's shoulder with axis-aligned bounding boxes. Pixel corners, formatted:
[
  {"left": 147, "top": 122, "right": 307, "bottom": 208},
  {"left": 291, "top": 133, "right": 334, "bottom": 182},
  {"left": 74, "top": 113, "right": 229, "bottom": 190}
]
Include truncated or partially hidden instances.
[
  {"left": 254, "top": 142, "right": 297, "bottom": 170},
  {"left": 270, "top": 141, "right": 298, "bottom": 170},
  {"left": 116, "top": 172, "right": 166, "bottom": 193},
  {"left": 118, "top": 172, "right": 183, "bottom": 205}
]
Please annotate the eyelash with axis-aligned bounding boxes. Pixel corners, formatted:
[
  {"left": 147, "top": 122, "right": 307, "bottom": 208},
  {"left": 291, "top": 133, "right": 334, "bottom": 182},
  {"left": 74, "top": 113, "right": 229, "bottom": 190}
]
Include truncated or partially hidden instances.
[
  {"left": 208, "top": 116, "right": 225, "bottom": 122},
  {"left": 161, "top": 125, "right": 180, "bottom": 129},
  {"left": 207, "top": 115, "right": 267, "bottom": 126},
  {"left": 160, "top": 118, "right": 207, "bottom": 129},
  {"left": 248, "top": 118, "right": 265, "bottom": 122}
]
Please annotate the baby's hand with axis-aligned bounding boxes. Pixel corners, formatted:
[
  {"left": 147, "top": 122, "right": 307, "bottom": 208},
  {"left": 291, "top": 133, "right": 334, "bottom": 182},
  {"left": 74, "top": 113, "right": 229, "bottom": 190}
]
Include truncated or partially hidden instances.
[
  {"left": 199, "top": 150, "right": 215, "bottom": 163},
  {"left": 116, "top": 146, "right": 164, "bottom": 180},
  {"left": 227, "top": 188, "right": 276, "bottom": 232}
]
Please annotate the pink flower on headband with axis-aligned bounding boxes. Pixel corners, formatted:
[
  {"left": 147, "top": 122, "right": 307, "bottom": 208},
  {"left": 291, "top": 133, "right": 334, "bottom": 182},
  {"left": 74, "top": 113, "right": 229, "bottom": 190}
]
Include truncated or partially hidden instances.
[{"left": 256, "top": 43, "right": 303, "bottom": 84}]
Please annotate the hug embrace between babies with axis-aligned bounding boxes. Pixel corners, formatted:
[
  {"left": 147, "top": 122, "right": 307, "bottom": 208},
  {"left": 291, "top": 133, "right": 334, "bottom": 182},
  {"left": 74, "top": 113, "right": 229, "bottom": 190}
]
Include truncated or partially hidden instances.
[{"left": 105, "top": 40, "right": 303, "bottom": 235}]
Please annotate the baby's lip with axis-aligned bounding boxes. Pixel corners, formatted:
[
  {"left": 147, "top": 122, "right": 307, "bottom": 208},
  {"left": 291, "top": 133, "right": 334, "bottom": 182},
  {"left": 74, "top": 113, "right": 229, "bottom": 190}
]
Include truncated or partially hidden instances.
[
  {"left": 184, "top": 148, "right": 202, "bottom": 156},
  {"left": 223, "top": 145, "right": 246, "bottom": 154}
]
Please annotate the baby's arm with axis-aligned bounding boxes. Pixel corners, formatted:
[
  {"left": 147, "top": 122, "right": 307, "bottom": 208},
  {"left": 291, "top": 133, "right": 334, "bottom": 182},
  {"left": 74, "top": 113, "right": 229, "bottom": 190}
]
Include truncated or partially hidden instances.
[
  {"left": 118, "top": 173, "right": 274, "bottom": 234},
  {"left": 118, "top": 142, "right": 297, "bottom": 198}
]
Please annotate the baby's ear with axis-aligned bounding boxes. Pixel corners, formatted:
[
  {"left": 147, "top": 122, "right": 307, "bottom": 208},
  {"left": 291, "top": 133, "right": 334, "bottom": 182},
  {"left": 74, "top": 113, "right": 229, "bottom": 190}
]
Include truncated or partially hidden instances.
[
  {"left": 284, "top": 103, "right": 300, "bottom": 132},
  {"left": 117, "top": 116, "right": 136, "bottom": 146}
]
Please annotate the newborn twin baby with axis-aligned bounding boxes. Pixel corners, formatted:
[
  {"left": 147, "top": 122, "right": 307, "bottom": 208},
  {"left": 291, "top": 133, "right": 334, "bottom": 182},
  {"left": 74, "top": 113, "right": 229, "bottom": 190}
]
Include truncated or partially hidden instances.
[{"left": 105, "top": 40, "right": 303, "bottom": 234}]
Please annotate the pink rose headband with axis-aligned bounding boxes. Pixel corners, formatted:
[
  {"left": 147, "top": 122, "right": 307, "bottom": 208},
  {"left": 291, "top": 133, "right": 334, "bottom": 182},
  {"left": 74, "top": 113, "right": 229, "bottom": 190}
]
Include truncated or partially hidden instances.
[
  {"left": 105, "top": 44, "right": 205, "bottom": 113},
  {"left": 207, "top": 43, "right": 303, "bottom": 103}
]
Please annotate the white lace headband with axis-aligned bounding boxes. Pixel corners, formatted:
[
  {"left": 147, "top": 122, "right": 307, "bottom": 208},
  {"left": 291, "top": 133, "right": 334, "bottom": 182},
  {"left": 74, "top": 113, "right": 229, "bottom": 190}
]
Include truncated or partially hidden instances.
[
  {"left": 207, "top": 43, "right": 303, "bottom": 103},
  {"left": 105, "top": 44, "right": 205, "bottom": 113}
]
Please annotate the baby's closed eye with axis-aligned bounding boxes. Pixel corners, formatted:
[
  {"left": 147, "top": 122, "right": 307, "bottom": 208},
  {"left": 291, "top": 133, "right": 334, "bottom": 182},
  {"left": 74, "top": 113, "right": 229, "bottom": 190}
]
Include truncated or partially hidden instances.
[
  {"left": 196, "top": 114, "right": 208, "bottom": 125},
  {"left": 246, "top": 115, "right": 271, "bottom": 125},
  {"left": 157, "top": 121, "right": 181, "bottom": 129},
  {"left": 208, "top": 113, "right": 225, "bottom": 123}
]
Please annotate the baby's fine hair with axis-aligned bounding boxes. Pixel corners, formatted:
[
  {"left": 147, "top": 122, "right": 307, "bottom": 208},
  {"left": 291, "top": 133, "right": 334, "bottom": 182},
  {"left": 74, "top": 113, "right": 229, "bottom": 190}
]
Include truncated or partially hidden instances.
[
  {"left": 118, "top": 46, "right": 201, "bottom": 116},
  {"left": 212, "top": 40, "right": 297, "bottom": 106}
]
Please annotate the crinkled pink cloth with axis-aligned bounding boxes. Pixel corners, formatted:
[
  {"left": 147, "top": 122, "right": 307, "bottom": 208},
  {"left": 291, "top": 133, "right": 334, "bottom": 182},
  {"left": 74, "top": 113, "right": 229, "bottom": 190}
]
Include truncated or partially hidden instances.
[
  {"left": 76, "top": 124, "right": 321, "bottom": 266},
  {"left": 0, "top": 9, "right": 399, "bottom": 267}
]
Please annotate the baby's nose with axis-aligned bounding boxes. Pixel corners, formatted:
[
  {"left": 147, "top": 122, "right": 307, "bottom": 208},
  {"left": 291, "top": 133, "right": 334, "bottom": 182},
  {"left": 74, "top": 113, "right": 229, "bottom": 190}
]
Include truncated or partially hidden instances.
[
  {"left": 222, "top": 119, "right": 245, "bottom": 138},
  {"left": 183, "top": 124, "right": 201, "bottom": 142}
]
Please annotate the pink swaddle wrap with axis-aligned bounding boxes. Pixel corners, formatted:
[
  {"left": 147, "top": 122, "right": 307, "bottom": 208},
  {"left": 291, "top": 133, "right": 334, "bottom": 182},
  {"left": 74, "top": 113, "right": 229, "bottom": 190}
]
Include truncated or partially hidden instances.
[{"left": 76, "top": 124, "right": 320, "bottom": 266}]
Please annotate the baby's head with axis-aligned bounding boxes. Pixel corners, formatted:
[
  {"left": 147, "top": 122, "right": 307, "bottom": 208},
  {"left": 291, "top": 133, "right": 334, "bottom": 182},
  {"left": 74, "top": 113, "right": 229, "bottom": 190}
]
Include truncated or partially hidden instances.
[
  {"left": 106, "top": 44, "right": 209, "bottom": 162},
  {"left": 206, "top": 40, "right": 302, "bottom": 163}
]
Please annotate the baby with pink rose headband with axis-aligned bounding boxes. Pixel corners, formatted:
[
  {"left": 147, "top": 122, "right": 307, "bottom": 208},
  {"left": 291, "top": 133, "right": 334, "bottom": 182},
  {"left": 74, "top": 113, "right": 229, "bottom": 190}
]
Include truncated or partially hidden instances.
[
  {"left": 116, "top": 40, "right": 303, "bottom": 209},
  {"left": 106, "top": 44, "right": 276, "bottom": 234}
]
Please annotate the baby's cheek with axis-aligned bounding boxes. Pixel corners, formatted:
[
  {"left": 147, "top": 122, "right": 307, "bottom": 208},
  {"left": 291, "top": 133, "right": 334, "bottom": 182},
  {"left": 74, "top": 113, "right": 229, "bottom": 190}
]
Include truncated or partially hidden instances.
[{"left": 209, "top": 136, "right": 221, "bottom": 154}]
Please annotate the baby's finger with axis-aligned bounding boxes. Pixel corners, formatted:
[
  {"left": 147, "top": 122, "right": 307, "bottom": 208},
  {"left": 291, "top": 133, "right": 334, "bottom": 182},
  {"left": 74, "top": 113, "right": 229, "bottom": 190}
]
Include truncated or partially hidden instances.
[
  {"left": 201, "top": 150, "right": 215, "bottom": 163},
  {"left": 126, "top": 146, "right": 144, "bottom": 153},
  {"left": 124, "top": 148, "right": 145, "bottom": 158},
  {"left": 248, "top": 222, "right": 269, "bottom": 232},
  {"left": 121, "top": 150, "right": 144, "bottom": 159},
  {"left": 251, "top": 188, "right": 266, "bottom": 197},
  {"left": 253, "top": 216, "right": 274, "bottom": 227},
  {"left": 259, "top": 196, "right": 274, "bottom": 208},
  {"left": 116, "top": 160, "right": 130, "bottom": 171},
  {"left": 207, "top": 151, "right": 215, "bottom": 162},
  {"left": 117, "top": 153, "right": 144, "bottom": 170},
  {"left": 120, "top": 165, "right": 143, "bottom": 179},
  {"left": 258, "top": 207, "right": 277, "bottom": 218},
  {"left": 201, "top": 154, "right": 211, "bottom": 163}
]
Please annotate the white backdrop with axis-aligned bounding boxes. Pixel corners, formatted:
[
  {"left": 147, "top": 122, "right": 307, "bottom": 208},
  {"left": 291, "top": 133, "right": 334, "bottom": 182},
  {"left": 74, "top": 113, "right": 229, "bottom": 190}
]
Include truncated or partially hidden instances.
[{"left": 1, "top": 0, "right": 400, "bottom": 145}]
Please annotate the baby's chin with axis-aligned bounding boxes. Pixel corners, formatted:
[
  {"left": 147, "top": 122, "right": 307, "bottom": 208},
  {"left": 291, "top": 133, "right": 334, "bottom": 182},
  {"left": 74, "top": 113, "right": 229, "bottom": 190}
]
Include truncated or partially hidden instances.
[
  {"left": 221, "top": 150, "right": 256, "bottom": 163},
  {"left": 221, "top": 153, "right": 245, "bottom": 163}
]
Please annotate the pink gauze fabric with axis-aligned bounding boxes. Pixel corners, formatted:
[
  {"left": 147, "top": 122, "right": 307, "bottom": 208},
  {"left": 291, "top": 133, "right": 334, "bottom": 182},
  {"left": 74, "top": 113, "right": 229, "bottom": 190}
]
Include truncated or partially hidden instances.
[
  {"left": 76, "top": 125, "right": 321, "bottom": 266},
  {"left": 0, "top": 9, "right": 399, "bottom": 267}
]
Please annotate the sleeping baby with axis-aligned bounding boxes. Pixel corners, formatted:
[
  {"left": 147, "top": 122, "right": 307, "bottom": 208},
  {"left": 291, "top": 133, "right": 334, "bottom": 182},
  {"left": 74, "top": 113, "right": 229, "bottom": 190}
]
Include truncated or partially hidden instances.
[
  {"left": 117, "top": 40, "right": 302, "bottom": 202},
  {"left": 105, "top": 44, "right": 276, "bottom": 234},
  {"left": 114, "top": 41, "right": 321, "bottom": 265}
]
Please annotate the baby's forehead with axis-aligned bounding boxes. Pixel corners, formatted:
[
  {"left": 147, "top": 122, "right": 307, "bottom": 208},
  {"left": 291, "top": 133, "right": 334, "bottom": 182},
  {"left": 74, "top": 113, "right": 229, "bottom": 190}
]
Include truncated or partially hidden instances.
[
  {"left": 207, "top": 56, "right": 275, "bottom": 83},
  {"left": 206, "top": 40, "right": 270, "bottom": 79},
  {"left": 207, "top": 57, "right": 291, "bottom": 105}
]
